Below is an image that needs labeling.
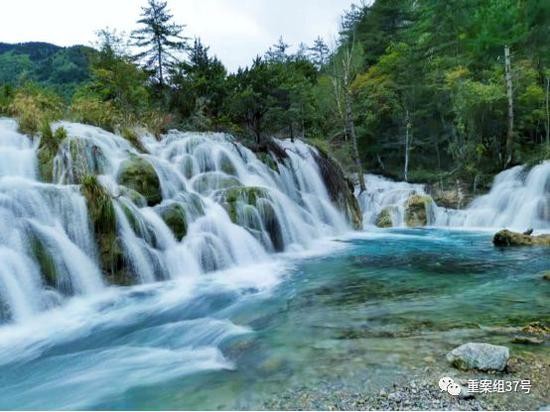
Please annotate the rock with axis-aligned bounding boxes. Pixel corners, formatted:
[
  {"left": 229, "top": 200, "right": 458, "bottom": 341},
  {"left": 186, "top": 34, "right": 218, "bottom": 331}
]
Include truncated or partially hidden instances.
[
  {"left": 541, "top": 271, "right": 550, "bottom": 281},
  {"left": 159, "top": 203, "right": 187, "bottom": 241},
  {"left": 376, "top": 207, "right": 394, "bottom": 228},
  {"left": 511, "top": 335, "right": 544, "bottom": 345},
  {"left": 308, "top": 144, "right": 363, "bottom": 230},
  {"left": 493, "top": 229, "right": 550, "bottom": 246},
  {"left": 446, "top": 342, "right": 509, "bottom": 371},
  {"left": 521, "top": 322, "right": 550, "bottom": 337},
  {"left": 117, "top": 156, "right": 162, "bottom": 206},
  {"left": 80, "top": 175, "right": 134, "bottom": 286},
  {"left": 404, "top": 194, "right": 433, "bottom": 227},
  {"left": 216, "top": 186, "right": 284, "bottom": 251}
]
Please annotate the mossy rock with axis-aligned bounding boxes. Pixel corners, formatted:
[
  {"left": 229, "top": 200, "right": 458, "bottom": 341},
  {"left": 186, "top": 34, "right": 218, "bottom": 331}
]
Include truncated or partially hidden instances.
[
  {"left": 218, "top": 186, "right": 270, "bottom": 220},
  {"left": 308, "top": 146, "right": 362, "bottom": 230},
  {"left": 37, "top": 124, "right": 67, "bottom": 182},
  {"left": 191, "top": 172, "right": 242, "bottom": 195},
  {"left": 117, "top": 156, "right": 162, "bottom": 206},
  {"left": 80, "top": 175, "right": 134, "bottom": 286},
  {"left": 218, "top": 152, "right": 238, "bottom": 175},
  {"left": 493, "top": 229, "right": 550, "bottom": 247},
  {"left": 57, "top": 137, "right": 107, "bottom": 183},
  {"left": 28, "top": 233, "right": 57, "bottom": 288},
  {"left": 119, "top": 186, "right": 147, "bottom": 207},
  {"left": 257, "top": 152, "right": 279, "bottom": 172},
  {"left": 375, "top": 207, "right": 394, "bottom": 228},
  {"left": 216, "top": 186, "right": 284, "bottom": 251},
  {"left": 159, "top": 203, "right": 187, "bottom": 241},
  {"left": 404, "top": 194, "right": 433, "bottom": 227}
]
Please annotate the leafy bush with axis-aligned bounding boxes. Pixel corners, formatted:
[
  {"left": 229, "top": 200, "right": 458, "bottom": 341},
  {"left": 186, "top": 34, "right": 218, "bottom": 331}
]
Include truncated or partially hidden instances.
[
  {"left": 70, "top": 94, "right": 119, "bottom": 131},
  {"left": 9, "top": 83, "right": 64, "bottom": 135}
]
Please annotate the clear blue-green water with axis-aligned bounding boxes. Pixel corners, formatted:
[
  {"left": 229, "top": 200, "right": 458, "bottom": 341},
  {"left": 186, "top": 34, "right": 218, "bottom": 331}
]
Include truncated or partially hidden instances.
[{"left": 0, "top": 228, "right": 548, "bottom": 410}]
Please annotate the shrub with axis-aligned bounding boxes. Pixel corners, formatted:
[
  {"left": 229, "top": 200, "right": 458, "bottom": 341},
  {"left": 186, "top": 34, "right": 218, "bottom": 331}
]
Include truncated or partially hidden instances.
[
  {"left": 9, "top": 84, "right": 64, "bottom": 135},
  {"left": 70, "top": 94, "right": 119, "bottom": 131}
]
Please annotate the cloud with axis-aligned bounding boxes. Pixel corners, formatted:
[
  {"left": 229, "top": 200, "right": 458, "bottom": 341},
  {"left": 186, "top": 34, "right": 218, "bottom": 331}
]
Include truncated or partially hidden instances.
[{"left": 0, "top": 0, "right": 355, "bottom": 71}]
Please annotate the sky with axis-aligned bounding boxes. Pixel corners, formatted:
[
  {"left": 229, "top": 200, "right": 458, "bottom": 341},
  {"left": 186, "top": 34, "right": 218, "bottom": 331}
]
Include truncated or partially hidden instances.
[{"left": 0, "top": 0, "right": 356, "bottom": 71}]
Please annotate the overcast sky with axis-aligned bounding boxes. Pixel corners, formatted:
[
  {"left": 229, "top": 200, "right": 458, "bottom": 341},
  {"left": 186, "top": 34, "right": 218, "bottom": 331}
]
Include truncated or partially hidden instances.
[{"left": 0, "top": 0, "right": 356, "bottom": 71}]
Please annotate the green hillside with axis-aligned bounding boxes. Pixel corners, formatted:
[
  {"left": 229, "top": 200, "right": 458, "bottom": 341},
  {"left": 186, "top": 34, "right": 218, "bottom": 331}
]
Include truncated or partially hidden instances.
[{"left": 0, "top": 42, "right": 94, "bottom": 98}]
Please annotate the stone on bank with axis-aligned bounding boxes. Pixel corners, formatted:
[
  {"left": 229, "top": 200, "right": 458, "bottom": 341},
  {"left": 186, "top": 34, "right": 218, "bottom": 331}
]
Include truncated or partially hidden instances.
[{"left": 447, "top": 342, "right": 509, "bottom": 371}]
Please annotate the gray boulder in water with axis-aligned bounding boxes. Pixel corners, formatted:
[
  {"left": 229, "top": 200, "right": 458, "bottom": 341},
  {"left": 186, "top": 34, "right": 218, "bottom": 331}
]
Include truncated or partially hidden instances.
[{"left": 446, "top": 342, "right": 509, "bottom": 371}]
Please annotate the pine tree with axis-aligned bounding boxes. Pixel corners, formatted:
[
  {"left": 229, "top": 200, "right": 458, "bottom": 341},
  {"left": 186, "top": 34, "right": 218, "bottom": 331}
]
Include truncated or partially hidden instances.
[
  {"left": 131, "top": 0, "right": 188, "bottom": 87},
  {"left": 308, "top": 36, "right": 330, "bottom": 69}
]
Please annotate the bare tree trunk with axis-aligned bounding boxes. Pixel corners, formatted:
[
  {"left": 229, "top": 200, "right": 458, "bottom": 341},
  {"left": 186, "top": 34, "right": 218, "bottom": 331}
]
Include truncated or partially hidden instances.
[
  {"left": 545, "top": 75, "right": 549, "bottom": 146},
  {"left": 403, "top": 109, "right": 411, "bottom": 182},
  {"left": 504, "top": 45, "right": 514, "bottom": 165},
  {"left": 345, "top": 90, "right": 366, "bottom": 192}
]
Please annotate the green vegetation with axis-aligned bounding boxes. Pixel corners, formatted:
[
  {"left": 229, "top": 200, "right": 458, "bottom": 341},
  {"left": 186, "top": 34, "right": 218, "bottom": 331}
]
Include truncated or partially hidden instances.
[
  {"left": 1, "top": 0, "right": 548, "bottom": 189},
  {"left": 80, "top": 175, "right": 131, "bottom": 285},
  {"left": 117, "top": 156, "right": 162, "bottom": 206}
]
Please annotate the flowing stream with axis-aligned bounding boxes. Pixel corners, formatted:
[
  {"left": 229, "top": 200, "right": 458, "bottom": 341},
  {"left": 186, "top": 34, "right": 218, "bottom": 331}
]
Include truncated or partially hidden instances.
[{"left": 0, "top": 118, "right": 548, "bottom": 409}]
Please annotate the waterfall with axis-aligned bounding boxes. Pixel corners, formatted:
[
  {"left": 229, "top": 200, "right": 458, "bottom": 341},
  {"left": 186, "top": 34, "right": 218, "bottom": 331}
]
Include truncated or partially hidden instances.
[
  {"left": 434, "top": 161, "right": 550, "bottom": 230},
  {"left": 356, "top": 174, "right": 429, "bottom": 227},
  {"left": 356, "top": 161, "right": 550, "bottom": 231},
  {"left": 0, "top": 118, "right": 350, "bottom": 323}
]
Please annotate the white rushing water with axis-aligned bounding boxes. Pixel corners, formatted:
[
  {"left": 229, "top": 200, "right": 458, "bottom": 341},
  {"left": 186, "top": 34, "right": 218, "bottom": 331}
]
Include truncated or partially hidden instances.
[
  {"left": 0, "top": 118, "right": 348, "bottom": 324},
  {"left": 356, "top": 161, "right": 550, "bottom": 231},
  {"left": 356, "top": 174, "right": 429, "bottom": 227},
  {"left": 435, "top": 162, "right": 550, "bottom": 230}
]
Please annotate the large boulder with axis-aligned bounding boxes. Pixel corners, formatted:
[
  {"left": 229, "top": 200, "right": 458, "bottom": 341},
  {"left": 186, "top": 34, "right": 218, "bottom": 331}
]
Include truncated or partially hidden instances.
[
  {"left": 117, "top": 156, "right": 162, "bottom": 206},
  {"left": 446, "top": 342, "right": 509, "bottom": 371},
  {"left": 404, "top": 194, "right": 433, "bottom": 227},
  {"left": 159, "top": 203, "right": 187, "bottom": 241},
  {"left": 493, "top": 229, "right": 550, "bottom": 246},
  {"left": 376, "top": 207, "right": 394, "bottom": 228}
]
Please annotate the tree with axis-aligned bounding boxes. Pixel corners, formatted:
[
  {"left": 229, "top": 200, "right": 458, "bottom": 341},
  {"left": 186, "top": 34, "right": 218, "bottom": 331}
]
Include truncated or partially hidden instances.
[
  {"left": 308, "top": 37, "right": 330, "bottom": 69},
  {"left": 169, "top": 38, "right": 227, "bottom": 129},
  {"left": 265, "top": 36, "right": 290, "bottom": 63},
  {"left": 131, "top": 0, "right": 188, "bottom": 87},
  {"left": 329, "top": 42, "right": 366, "bottom": 192}
]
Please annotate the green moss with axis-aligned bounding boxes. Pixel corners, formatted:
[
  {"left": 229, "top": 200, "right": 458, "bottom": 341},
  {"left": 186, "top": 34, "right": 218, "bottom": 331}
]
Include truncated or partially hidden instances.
[
  {"left": 37, "top": 123, "right": 67, "bottom": 182},
  {"left": 221, "top": 186, "right": 270, "bottom": 222},
  {"left": 191, "top": 172, "right": 242, "bottom": 194},
  {"left": 121, "top": 127, "right": 148, "bottom": 153},
  {"left": 257, "top": 152, "right": 279, "bottom": 172},
  {"left": 119, "top": 186, "right": 147, "bottom": 207},
  {"left": 80, "top": 175, "right": 132, "bottom": 285},
  {"left": 159, "top": 203, "right": 187, "bottom": 241},
  {"left": 117, "top": 156, "right": 162, "bottom": 206},
  {"left": 29, "top": 234, "right": 57, "bottom": 288},
  {"left": 404, "top": 194, "right": 433, "bottom": 227},
  {"left": 375, "top": 207, "right": 393, "bottom": 228}
]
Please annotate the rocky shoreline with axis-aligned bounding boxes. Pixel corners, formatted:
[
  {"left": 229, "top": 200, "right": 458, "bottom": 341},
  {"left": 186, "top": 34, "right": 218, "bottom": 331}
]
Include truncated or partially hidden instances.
[{"left": 264, "top": 351, "right": 549, "bottom": 410}]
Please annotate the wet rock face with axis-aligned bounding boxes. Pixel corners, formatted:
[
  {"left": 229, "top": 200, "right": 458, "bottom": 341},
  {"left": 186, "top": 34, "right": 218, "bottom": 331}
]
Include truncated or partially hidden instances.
[
  {"left": 447, "top": 342, "right": 509, "bottom": 371},
  {"left": 376, "top": 207, "right": 394, "bottom": 228},
  {"left": 308, "top": 146, "right": 362, "bottom": 230},
  {"left": 159, "top": 203, "right": 187, "bottom": 241},
  {"left": 117, "top": 157, "right": 162, "bottom": 206},
  {"left": 405, "top": 194, "right": 433, "bottom": 227},
  {"left": 493, "top": 229, "right": 550, "bottom": 246}
]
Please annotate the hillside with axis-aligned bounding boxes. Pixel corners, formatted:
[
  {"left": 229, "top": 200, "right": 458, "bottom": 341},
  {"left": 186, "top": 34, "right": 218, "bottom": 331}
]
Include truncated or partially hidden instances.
[{"left": 0, "top": 41, "right": 94, "bottom": 98}]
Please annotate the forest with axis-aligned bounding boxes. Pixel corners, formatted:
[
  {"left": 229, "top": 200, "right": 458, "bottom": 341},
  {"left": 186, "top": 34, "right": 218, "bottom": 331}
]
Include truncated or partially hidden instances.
[{"left": 1, "top": 0, "right": 549, "bottom": 191}]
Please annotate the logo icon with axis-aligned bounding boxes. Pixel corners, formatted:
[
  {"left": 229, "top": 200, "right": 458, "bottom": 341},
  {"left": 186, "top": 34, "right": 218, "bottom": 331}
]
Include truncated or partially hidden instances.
[{"left": 439, "top": 377, "right": 462, "bottom": 396}]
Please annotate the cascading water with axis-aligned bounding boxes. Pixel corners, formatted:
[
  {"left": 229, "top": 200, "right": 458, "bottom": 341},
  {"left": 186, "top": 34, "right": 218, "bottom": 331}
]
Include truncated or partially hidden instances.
[
  {"left": 356, "top": 161, "right": 550, "bottom": 231},
  {"left": 0, "top": 118, "right": 350, "bottom": 324},
  {"left": 356, "top": 174, "right": 430, "bottom": 227},
  {"left": 434, "top": 161, "right": 550, "bottom": 230}
]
